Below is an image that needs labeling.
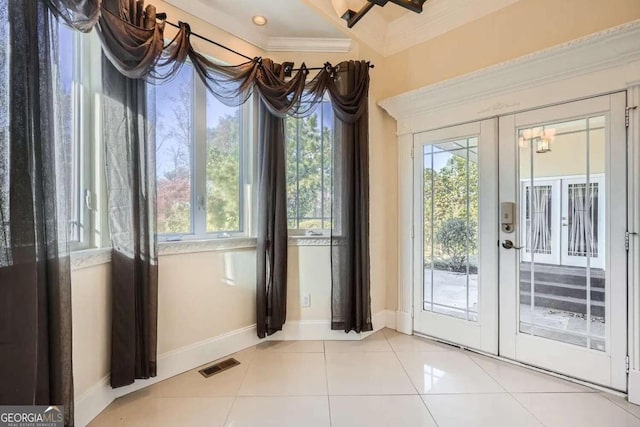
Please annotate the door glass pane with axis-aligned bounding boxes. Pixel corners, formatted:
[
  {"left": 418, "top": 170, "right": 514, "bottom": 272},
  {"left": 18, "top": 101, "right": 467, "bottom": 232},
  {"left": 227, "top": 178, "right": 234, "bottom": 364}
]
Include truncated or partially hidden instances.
[
  {"left": 423, "top": 137, "right": 479, "bottom": 321},
  {"left": 518, "top": 116, "right": 606, "bottom": 351}
]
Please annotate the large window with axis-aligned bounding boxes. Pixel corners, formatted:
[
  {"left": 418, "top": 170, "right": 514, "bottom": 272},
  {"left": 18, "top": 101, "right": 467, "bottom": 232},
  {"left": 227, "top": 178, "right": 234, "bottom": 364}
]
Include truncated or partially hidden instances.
[
  {"left": 154, "top": 64, "right": 194, "bottom": 235},
  {"left": 56, "top": 23, "right": 94, "bottom": 248},
  {"left": 285, "top": 101, "right": 334, "bottom": 233},
  {"left": 153, "top": 65, "right": 244, "bottom": 239}
]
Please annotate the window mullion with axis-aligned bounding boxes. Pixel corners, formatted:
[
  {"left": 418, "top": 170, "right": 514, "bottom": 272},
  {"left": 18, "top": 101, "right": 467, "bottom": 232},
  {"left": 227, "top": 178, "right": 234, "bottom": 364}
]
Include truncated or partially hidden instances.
[{"left": 193, "top": 73, "right": 207, "bottom": 236}]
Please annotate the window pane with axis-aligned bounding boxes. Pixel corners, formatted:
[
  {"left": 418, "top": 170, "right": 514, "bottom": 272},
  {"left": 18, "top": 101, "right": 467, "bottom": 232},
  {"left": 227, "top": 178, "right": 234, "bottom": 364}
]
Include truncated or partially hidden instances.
[
  {"left": 285, "top": 101, "right": 333, "bottom": 230},
  {"left": 518, "top": 116, "right": 606, "bottom": 351},
  {"left": 423, "top": 138, "right": 479, "bottom": 322},
  {"left": 206, "top": 94, "right": 242, "bottom": 233},
  {"left": 154, "top": 64, "right": 194, "bottom": 234},
  {"left": 57, "top": 24, "right": 80, "bottom": 242}
]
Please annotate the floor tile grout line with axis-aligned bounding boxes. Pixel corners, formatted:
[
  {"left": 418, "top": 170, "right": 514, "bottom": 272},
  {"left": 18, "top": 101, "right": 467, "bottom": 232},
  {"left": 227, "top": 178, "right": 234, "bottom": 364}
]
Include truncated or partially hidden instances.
[
  {"left": 466, "top": 349, "right": 548, "bottom": 425},
  {"left": 466, "top": 351, "right": 509, "bottom": 393},
  {"left": 596, "top": 393, "right": 640, "bottom": 421},
  {"left": 235, "top": 345, "right": 259, "bottom": 398},
  {"left": 221, "top": 395, "right": 237, "bottom": 427},
  {"left": 386, "top": 330, "right": 441, "bottom": 426},
  {"left": 222, "top": 345, "right": 260, "bottom": 426},
  {"left": 322, "top": 340, "right": 333, "bottom": 427},
  {"left": 508, "top": 392, "right": 551, "bottom": 427},
  {"left": 388, "top": 339, "right": 420, "bottom": 396}
]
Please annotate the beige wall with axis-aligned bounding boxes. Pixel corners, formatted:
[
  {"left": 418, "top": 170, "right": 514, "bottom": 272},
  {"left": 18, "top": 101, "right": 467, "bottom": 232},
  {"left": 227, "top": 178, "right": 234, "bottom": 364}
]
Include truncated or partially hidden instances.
[
  {"left": 72, "top": 242, "right": 389, "bottom": 398},
  {"left": 71, "top": 264, "right": 111, "bottom": 397},
  {"left": 365, "top": 45, "right": 399, "bottom": 313},
  {"left": 380, "top": 0, "right": 640, "bottom": 99},
  {"left": 72, "top": 3, "right": 400, "bottom": 400}
]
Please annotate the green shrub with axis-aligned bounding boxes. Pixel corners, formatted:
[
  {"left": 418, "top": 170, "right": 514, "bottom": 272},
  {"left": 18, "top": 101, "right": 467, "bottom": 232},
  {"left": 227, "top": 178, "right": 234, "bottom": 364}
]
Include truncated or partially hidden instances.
[{"left": 436, "top": 218, "right": 477, "bottom": 272}]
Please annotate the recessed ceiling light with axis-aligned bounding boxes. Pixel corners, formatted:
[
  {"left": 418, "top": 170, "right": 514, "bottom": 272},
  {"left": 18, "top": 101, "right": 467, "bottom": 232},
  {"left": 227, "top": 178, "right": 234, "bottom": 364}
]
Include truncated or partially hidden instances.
[{"left": 252, "top": 15, "right": 267, "bottom": 26}]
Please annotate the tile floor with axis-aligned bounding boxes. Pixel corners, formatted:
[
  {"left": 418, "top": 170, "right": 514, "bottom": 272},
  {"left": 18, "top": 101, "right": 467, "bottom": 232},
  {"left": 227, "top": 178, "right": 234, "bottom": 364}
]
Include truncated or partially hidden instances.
[{"left": 89, "top": 328, "right": 640, "bottom": 427}]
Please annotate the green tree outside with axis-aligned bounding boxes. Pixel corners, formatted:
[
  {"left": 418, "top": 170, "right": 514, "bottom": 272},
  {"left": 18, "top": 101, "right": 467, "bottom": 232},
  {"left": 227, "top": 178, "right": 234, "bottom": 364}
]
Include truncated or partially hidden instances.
[
  {"left": 156, "top": 83, "right": 333, "bottom": 235},
  {"left": 285, "top": 107, "right": 333, "bottom": 230},
  {"left": 424, "top": 153, "right": 479, "bottom": 272}
]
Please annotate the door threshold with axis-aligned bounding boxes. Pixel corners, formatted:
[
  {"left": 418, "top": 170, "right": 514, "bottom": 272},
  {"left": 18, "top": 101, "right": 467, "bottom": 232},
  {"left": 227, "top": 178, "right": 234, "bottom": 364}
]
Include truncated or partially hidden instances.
[{"left": 413, "top": 331, "right": 627, "bottom": 397}]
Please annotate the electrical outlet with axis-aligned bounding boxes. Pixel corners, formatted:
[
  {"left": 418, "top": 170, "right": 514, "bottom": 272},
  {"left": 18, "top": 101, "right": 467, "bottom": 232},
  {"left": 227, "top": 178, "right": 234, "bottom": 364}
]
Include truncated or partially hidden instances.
[{"left": 301, "top": 293, "right": 311, "bottom": 308}]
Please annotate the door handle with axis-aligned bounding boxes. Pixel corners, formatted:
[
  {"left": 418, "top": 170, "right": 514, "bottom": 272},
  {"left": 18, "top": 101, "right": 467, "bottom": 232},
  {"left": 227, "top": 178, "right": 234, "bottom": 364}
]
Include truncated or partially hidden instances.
[{"left": 502, "top": 240, "right": 523, "bottom": 250}]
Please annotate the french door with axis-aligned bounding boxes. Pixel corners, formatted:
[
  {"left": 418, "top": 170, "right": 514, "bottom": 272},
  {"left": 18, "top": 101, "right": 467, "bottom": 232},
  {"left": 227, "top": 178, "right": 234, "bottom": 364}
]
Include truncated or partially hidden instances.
[
  {"left": 499, "top": 93, "right": 627, "bottom": 390},
  {"left": 412, "top": 119, "right": 499, "bottom": 354},
  {"left": 412, "top": 93, "right": 628, "bottom": 390}
]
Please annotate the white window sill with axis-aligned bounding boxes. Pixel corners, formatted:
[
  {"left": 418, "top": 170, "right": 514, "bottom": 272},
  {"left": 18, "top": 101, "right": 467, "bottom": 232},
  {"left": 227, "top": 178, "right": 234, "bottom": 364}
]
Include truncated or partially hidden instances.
[
  {"left": 159, "top": 237, "right": 257, "bottom": 256},
  {"left": 71, "top": 247, "right": 112, "bottom": 271},
  {"left": 287, "top": 235, "right": 331, "bottom": 246},
  {"left": 70, "top": 236, "right": 333, "bottom": 270}
]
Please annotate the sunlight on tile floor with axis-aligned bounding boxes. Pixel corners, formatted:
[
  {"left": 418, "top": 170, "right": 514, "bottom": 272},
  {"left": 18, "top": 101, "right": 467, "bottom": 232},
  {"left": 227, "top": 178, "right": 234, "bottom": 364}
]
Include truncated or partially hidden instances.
[{"left": 89, "top": 328, "right": 640, "bottom": 427}]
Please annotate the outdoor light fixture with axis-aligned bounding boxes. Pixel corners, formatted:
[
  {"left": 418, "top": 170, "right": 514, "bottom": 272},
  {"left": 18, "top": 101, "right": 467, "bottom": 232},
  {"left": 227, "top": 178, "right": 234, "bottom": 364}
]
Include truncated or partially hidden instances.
[
  {"left": 519, "top": 127, "right": 556, "bottom": 153},
  {"left": 334, "top": 0, "right": 428, "bottom": 28}
]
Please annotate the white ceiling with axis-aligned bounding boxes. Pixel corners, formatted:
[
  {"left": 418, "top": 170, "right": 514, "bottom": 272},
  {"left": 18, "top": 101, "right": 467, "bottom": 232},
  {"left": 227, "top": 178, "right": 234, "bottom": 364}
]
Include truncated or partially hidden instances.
[
  {"left": 169, "top": 0, "right": 522, "bottom": 56},
  {"left": 167, "top": 0, "right": 352, "bottom": 52}
]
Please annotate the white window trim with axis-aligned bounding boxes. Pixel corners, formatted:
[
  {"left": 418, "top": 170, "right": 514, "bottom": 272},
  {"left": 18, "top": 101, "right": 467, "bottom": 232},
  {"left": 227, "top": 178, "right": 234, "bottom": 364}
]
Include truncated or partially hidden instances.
[
  {"left": 70, "top": 235, "right": 331, "bottom": 270},
  {"left": 66, "top": 27, "right": 103, "bottom": 252},
  {"left": 156, "top": 67, "right": 251, "bottom": 243}
]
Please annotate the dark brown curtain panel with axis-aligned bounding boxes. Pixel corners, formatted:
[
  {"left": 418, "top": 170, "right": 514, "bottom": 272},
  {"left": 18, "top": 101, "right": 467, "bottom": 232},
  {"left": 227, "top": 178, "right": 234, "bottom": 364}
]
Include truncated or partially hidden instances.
[
  {"left": 0, "top": 1, "right": 74, "bottom": 425},
  {"left": 256, "top": 97, "right": 288, "bottom": 338},
  {"left": 42, "top": 0, "right": 374, "bottom": 341},
  {"left": 102, "top": 56, "right": 158, "bottom": 388},
  {"left": 329, "top": 61, "right": 372, "bottom": 333},
  {"left": 46, "top": 0, "right": 100, "bottom": 32}
]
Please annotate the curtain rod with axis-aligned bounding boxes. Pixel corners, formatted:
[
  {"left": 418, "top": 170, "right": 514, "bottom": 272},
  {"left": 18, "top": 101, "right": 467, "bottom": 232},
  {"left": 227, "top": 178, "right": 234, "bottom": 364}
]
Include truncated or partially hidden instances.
[{"left": 160, "top": 17, "right": 374, "bottom": 72}]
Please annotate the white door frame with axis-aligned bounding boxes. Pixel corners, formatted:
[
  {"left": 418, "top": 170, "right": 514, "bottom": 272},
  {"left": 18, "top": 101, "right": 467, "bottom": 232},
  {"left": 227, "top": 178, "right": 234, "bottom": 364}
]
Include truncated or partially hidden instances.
[
  {"left": 412, "top": 120, "right": 499, "bottom": 354},
  {"left": 383, "top": 20, "right": 640, "bottom": 397},
  {"left": 499, "top": 93, "right": 628, "bottom": 390}
]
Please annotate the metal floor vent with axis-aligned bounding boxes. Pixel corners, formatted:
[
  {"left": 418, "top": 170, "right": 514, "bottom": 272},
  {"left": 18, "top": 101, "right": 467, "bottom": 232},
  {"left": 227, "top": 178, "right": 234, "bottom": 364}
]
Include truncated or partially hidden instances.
[{"left": 199, "top": 358, "right": 240, "bottom": 378}]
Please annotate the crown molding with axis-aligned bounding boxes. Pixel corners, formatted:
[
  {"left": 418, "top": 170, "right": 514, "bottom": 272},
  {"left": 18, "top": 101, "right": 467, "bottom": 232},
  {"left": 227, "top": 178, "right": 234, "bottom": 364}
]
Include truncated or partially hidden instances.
[
  {"left": 165, "top": 0, "right": 270, "bottom": 52},
  {"left": 303, "top": 0, "right": 388, "bottom": 56},
  {"left": 166, "top": 0, "right": 354, "bottom": 55},
  {"left": 379, "top": 20, "right": 640, "bottom": 134},
  {"left": 265, "top": 37, "right": 352, "bottom": 53}
]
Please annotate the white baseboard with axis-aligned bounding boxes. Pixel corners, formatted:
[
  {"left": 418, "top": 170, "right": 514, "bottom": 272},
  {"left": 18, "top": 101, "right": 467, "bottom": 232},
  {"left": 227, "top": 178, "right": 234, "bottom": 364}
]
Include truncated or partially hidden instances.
[
  {"left": 74, "top": 324, "right": 260, "bottom": 426},
  {"left": 396, "top": 310, "right": 413, "bottom": 335},
  {"left": 385, "top": 310, "right": 397, "bottom": 330},
  {"left": 74, "top": 376, "right": 113, "bottom": 427},
  {"left": 629, "top": 369, "right": 640, "bottom": 405},
  {"left": 267, "top": 310, "right": 388, "bottom": 341},
  {"left": 75, "top": 311, "right": 389, "bottom": 426}
]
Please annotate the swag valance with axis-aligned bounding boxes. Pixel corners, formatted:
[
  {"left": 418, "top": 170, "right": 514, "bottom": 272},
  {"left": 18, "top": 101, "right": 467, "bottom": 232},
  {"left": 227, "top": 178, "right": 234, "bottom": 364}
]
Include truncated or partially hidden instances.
[
  {"left": 38, "top": 0, "right": 371, "bottom": 411},
  {"left": 47, "top": 0, "right": 370, "bottom": 121}
]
